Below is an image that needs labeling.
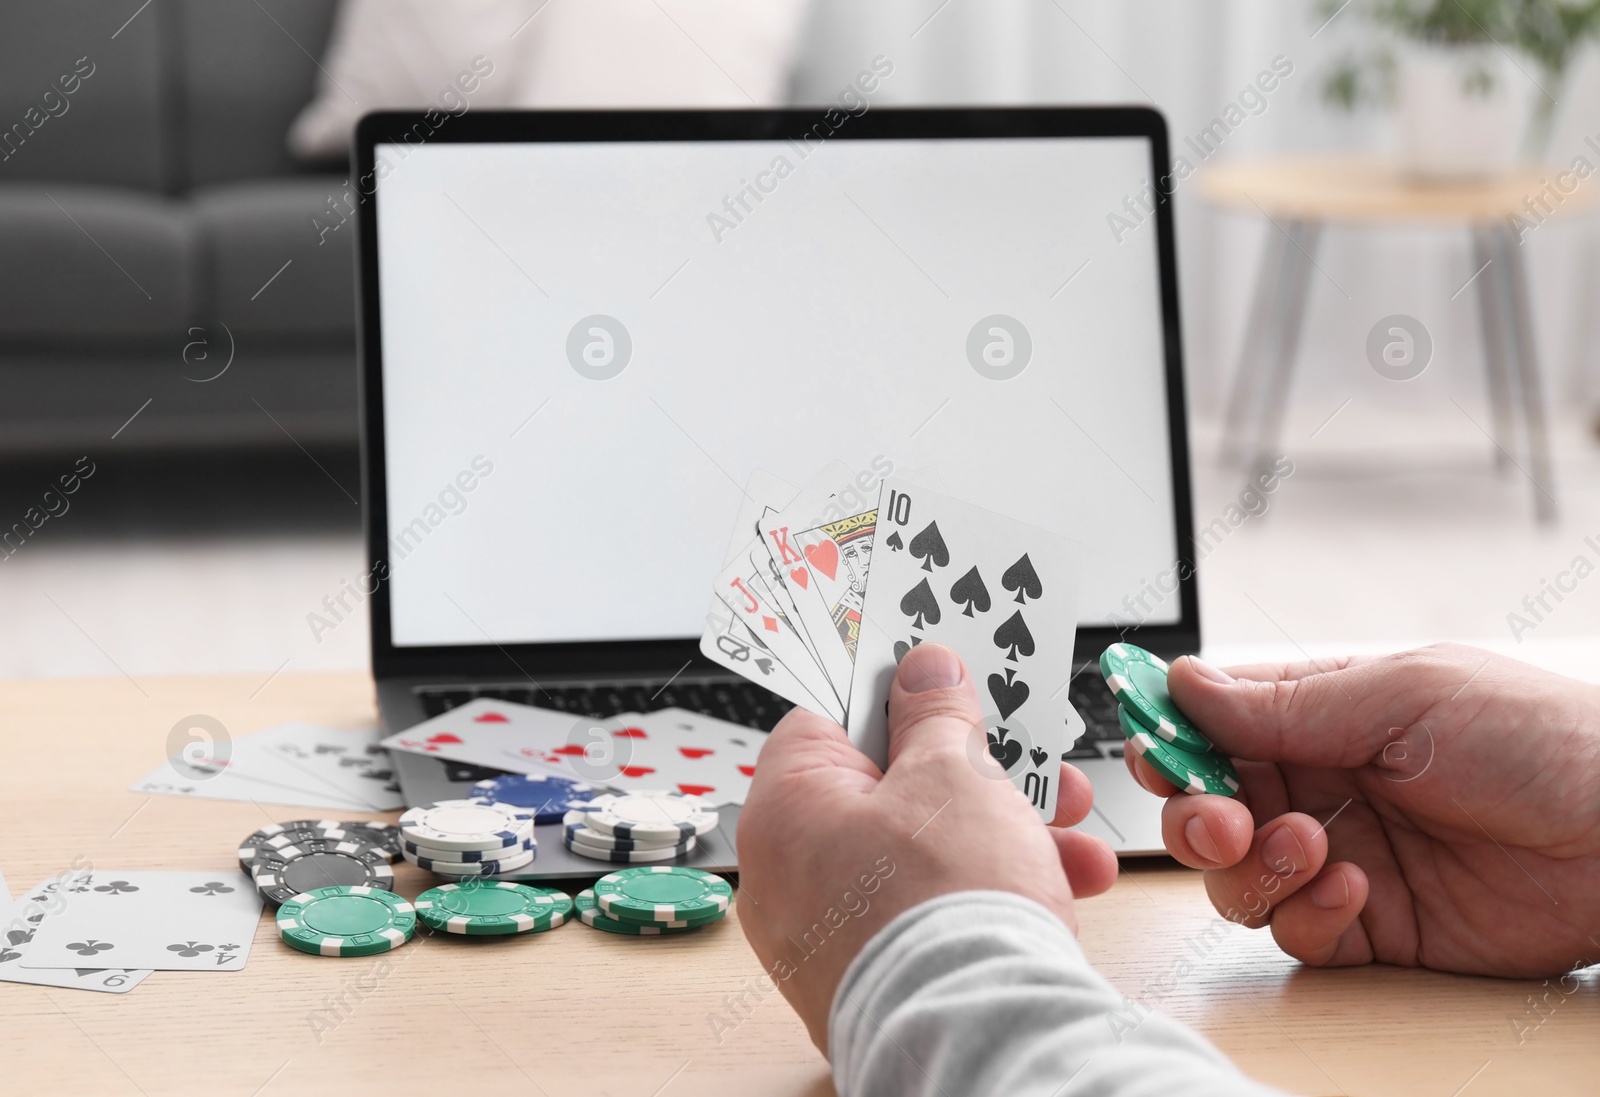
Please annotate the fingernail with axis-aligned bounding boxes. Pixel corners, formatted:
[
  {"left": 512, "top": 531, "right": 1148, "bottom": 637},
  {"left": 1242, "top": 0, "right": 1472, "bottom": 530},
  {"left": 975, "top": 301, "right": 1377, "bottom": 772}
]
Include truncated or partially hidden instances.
[
  {"left": 1186, "top": 656, "right": 1233, "bottom": 684},
  {"left": 899, "top": 644, "right": 963, "bottom": 692},
  {"left": 1184, "top": 815, "right": 1221, "bottom": 864},
  {"left": 1310, "top": 871, "right": 1349, "bottom": 910},
  {"left": 1262, "top": 825, "right": 1308, "bottom": 875}
]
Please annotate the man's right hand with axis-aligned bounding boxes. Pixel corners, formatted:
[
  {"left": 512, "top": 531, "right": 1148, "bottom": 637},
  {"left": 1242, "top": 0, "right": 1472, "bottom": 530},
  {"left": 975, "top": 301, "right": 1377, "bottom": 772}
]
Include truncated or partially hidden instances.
[{"left": 1129, "top": 643, "right": 1600, "bottom": 977}]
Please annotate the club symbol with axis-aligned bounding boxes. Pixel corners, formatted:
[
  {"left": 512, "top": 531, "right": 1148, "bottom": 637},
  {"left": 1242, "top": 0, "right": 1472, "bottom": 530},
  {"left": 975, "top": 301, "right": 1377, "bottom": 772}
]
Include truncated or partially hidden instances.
[
  {"left": 0, "top": 948, "right": 20, "bottom": 963},
  {"left": 167, "top": 941, "right": 215, "bottom": 958},
  {"left": 68, "top": 940, "right": 114, "bottom": 957},
  {"left": 5, "top": 928, "right": 34, "bottom": 947},
  {"left": 189, "top": 881, "right": 235, "bottom": 897},
  {"left": 95, "top": 881, "right": 140, "bottom": 895}
]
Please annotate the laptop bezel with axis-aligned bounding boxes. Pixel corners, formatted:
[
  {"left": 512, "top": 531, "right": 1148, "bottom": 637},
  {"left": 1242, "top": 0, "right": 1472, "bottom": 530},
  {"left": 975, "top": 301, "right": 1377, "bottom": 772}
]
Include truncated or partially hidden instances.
[{"left": 354, "top": 106, "right": 1200, "bottom": 683}]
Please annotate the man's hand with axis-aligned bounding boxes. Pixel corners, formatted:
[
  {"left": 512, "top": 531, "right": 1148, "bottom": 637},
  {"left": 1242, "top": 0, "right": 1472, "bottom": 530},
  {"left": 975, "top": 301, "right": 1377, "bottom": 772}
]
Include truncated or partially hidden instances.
[
  {"left": 737, "top": 643, "right": 1119, "bottom": 1051},
  {"left": 1131, "top": 643, "right": 1600, "bottom": 976}
]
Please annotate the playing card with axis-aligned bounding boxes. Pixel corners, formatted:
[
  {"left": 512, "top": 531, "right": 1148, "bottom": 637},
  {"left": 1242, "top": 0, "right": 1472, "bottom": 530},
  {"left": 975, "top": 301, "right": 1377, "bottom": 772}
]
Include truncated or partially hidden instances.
[
  {"left": 0, "top": 871, "right": 152, "bottom": 994},
  {"left": 128, "top": 751, "right": 378, "bottom": 812},
  {"left": 619, "top": 708, "right": 762, "bottom": 806},
  {"left": 244, "top": 723, "right": 404, "bottom": 811},
  {"left": 845, "top": 477, "right": 1083, "bottom": 821},
  {"left": 380, "top": 699, "right": 584, "bottom": 776},
  {"left": 22, "top": 871, "right": 262, "bottom": 973}
]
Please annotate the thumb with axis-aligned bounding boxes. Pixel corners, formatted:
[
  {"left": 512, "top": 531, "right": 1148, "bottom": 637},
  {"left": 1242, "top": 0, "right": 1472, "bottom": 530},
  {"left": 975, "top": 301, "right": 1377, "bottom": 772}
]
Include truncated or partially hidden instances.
[
  {"left": 1166, "top": 654, "right": 1424, "bottom": 768},
  {"left": 886, "top": 643, "right": 985, "bottom": 768}
]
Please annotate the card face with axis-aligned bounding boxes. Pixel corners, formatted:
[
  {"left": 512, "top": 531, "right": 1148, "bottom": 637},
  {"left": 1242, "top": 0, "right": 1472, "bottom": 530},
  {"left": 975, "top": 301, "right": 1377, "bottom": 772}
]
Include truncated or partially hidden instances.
[
  {"left": 22, "top": 871, "right": 262, "bottom": 973},
  {"left": 700, "top": 596, "right": 829, "bottom": 715},
  {"left": 709, "top": 550, "right": 842, "bottom": 722},
  {"left": 244, "top": 724, "right": 404, "bottom": 811},
  {"left": 0, "top": 872, "right": 152, "bottom": 993},
  {"left": 845, "top": 478, "right": 1083, "bottom": 821},
  {"left": 128, "top": 753, "right": 377, "bottom": 812},
  {"left": 380, "top": 699, "right": 582, "bottom": 776}
]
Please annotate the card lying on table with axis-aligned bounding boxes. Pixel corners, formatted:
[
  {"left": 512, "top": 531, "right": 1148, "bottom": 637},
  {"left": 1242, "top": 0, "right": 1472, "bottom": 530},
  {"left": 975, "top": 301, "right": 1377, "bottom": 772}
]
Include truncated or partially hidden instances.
[
  {"left": 0, "top": 871, "right": 152, "bottom": 993},
  {"left": 702, "top": 469, "right": 1085, "bottom": 821},
  {"left": 22, "top": 870, "right": 262, "bottom": 973}
]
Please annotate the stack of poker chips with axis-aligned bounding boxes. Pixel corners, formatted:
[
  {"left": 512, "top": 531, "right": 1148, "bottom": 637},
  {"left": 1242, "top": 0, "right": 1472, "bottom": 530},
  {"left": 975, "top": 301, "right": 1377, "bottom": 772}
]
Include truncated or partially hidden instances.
[
  {"left": 397, "top": 799, "right": 537, "bottom": 877},
  {"left": 573, "top": 867, "right": 733, "bottom": 935},
  {"left": 561, "top": 790, "right": 719, "bottom": 863},
  {"left": 236, "top": 819, "right": 403, "bottom": 908},
  {"left": 1099, "top": 643, "right": 1240, "bottom": 797},
  {"left": 413, "top": 881, "right": 574, "bottom": 937}
]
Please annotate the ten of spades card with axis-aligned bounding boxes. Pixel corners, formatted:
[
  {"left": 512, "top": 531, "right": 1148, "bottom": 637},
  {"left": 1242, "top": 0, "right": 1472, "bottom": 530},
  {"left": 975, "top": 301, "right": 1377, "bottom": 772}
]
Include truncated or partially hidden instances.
[{"left": 844, "top": 477, "right": 1084, "bottom": 821}]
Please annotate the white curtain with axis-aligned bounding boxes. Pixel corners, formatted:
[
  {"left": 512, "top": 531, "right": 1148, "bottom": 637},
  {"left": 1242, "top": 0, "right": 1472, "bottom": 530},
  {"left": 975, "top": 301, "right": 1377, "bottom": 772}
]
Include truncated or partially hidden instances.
[{"left": 788, "top": 0, "right": 1600, "bottom": 417}]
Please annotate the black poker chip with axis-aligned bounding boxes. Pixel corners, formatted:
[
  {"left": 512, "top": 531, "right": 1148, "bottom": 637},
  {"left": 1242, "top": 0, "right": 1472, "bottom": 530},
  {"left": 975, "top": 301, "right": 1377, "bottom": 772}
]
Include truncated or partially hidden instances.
[{"left": 251, "top": 838, "right": 395, "bottom": 907}]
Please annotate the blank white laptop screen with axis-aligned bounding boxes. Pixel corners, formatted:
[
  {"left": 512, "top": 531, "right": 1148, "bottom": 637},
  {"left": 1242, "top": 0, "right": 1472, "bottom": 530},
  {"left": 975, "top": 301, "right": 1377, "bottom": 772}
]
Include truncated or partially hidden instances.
[{"left": 374, "top": 136, "right": 1181, "bottom": 648}]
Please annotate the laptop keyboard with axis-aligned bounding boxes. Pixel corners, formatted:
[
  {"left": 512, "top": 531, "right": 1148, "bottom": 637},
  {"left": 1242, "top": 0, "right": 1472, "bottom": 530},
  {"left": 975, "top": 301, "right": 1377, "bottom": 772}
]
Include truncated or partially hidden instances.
[
  {"left": 419, "top": 669, "right": 1125, "bottom": 756},
  {"left": 417, "top": 677, "right": 794, "bottom": 731}
]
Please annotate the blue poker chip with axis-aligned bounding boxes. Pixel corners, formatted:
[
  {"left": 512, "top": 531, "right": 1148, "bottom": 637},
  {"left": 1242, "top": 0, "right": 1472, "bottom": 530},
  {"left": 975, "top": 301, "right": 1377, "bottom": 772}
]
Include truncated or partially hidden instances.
[{"left": 470, "top": 774, "right": 599, "bottom": 823}]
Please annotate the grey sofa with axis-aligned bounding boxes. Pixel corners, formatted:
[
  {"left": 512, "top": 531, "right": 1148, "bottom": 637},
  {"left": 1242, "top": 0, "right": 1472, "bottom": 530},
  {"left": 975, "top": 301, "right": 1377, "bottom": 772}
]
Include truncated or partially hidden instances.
[{"left": 0, "top": 0, "right": 356, "bottom": 455}]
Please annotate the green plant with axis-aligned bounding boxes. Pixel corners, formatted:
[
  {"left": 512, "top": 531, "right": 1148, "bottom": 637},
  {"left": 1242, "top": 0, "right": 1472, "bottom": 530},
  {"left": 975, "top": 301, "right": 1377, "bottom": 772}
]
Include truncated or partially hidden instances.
[{"left": 1318, "top": 0, "right": 1600, "bottom": 153}]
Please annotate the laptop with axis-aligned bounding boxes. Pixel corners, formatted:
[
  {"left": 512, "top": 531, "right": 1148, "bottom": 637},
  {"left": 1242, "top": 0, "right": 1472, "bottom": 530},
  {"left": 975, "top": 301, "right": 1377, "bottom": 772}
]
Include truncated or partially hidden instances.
[{"left": 354, "top": 106, "right": 1199, "bottom": 862}]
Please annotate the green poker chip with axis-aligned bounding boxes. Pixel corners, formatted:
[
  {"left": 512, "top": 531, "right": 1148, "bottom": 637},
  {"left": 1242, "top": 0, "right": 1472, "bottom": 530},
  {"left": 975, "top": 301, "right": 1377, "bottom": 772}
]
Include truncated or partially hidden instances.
[
  {"left": 1116, "top": 705, "right": 1240, "bottom": 797},
  {"left": 593, "top": 866, "right": 732, "bottom": 922},
  {"left": 276, "top": 885, "right": 416, "bottom": 957},
  {"left": 573, "top": 889, "right": 703, "bottom": 935},
  {"left": 414, "top": 881, "right": 573, "bottom": 936},
  {"left": 1100, "top": 643, "right": 1213, "bottom": 753}
]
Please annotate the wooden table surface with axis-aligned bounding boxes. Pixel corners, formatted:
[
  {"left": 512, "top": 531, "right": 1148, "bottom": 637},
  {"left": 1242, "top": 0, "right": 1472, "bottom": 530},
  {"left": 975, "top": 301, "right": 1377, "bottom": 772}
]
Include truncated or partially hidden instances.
[{"left": 3, "top": 671, "right": 1597, "bottom": 1096}]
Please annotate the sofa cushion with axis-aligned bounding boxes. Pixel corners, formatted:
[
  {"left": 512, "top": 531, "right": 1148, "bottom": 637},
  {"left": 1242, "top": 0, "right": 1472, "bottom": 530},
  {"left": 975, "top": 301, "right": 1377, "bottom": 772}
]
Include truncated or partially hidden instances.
[
  {"left": 192, "top": 176, "right": 354, "bottom": 337},
  {"left": 0, "top": 184, "right": 197, "bottom": 341},
  {"left": 0, "top": 1, "right": 167, "bottom": 190}
]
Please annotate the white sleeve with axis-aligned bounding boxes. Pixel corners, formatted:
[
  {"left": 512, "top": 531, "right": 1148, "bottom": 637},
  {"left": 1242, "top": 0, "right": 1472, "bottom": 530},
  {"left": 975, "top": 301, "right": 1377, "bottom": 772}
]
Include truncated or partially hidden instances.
[{"left": 828, "top": 890, "right": 1288, "bottom": 1097}]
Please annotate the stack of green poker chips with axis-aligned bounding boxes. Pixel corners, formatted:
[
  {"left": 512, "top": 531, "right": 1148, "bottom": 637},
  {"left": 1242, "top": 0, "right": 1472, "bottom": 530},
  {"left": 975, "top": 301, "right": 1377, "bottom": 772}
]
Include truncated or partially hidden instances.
[
  {"left": 414, "top": 881, "right": 573, "bottom": 936},
  {"left": 276, "top": 885, "right": 417, "bottom": 957},
  {"left": 1100, "top": 643, "right": 1240, "bottom": 797}
]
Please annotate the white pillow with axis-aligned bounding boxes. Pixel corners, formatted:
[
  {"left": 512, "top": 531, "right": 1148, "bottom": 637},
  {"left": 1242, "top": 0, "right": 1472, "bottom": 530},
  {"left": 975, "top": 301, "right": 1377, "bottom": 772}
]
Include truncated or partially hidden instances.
[{"left": 288, "top": 0, "right": 810, "bottom": 159}]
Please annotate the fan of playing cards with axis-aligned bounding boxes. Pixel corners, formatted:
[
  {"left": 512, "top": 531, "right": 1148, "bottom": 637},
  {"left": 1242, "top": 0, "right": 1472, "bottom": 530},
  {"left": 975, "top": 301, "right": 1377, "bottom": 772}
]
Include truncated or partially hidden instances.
[{"left": 701, "top": 464, "right": 1086, "bottom": 821}]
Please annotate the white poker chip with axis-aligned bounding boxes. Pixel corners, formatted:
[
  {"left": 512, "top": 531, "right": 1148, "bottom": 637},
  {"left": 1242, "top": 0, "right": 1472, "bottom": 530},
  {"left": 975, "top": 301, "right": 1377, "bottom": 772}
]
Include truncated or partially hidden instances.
[
  {"left": 398, "top": 800, "right": 536, "bottom": 852},
  {"left": 410, "top": 845, "right": 538, "bottom": 876},
  {"left": 562, "top": 790, "right": 720, "bottom": 843},
  {"left": 563, "top": 835, "right": 697, "bottom": 863}
]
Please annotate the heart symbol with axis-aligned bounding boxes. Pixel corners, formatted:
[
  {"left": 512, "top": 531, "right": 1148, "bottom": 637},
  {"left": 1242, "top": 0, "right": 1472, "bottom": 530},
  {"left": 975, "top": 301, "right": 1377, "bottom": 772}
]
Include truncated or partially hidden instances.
[
  {"left": 427, "top": 733, "right": 462, "bottom": 744},
  {"left": 474, "top": 712, "right": 509, "bottom": 723},
  {"left": 614, "top": 727, "right": 647, "bottom": 739},
  {"left": 619, "top": 765, "right": 655, "bottom": 778},
  {"left": 803, "top": 539, "right": 839, "bottom": 581},
  {"left": 678, "top": 784, "right": 715, "bottom": 796},
  {"left": 986, "top": 673, "right": 1030, "bottom": 721},
  {"left": 1029, "top": 747, "right": 1048, "bottom": 768},
  {"left": 738, "top": 765, "right": 755, "bottom": 777},
  {"left": 788, "top": 566, "right": 809, "bottom": 590},
  {"left": 986, "top": 730, "right": 1022, "bottom": 771},
  {"left": 552, "top": 745, "right": 586, "bottom": 757},
  {"left": 679, "top": 748, "right": 714, "bottom": 759}
]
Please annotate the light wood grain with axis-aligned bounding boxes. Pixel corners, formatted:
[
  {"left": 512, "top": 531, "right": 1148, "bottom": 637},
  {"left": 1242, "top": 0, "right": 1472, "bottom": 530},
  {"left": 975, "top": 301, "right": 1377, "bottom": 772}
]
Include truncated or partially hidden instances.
[
  {"left": 1198, "top": 154, "right": 1597, "bottom": 223},
  {"left": 2, "top": 672, "right": 1596, "bottom": 1096}
]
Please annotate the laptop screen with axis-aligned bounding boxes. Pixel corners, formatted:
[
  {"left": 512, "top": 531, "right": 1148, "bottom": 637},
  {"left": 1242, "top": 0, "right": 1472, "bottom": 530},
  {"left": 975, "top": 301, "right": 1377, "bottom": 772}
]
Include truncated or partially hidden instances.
[{"left": 373, "top": 132, "right": 1184, "bottom": 649}]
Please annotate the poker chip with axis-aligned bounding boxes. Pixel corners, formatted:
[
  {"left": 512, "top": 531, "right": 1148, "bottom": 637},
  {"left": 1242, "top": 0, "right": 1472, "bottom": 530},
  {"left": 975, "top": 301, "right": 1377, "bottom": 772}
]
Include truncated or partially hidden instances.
[
  {"left": 413, "top": 845, "right": 537, "bottom": 876},
  {"left": 573, "top": 888, "right": 701, "bottom": 936},
  {"left": 236, "top": 820, "right": 344, "bottom": 873},
  {"left": 563, "top": 791, "right": 719, "bottom": 843},
  {"left": 563, "top": 835, "right": 696, "bottom": 863},
  {"left": 561, "top": 822, "right": 691, "bottom": 851},
  {"left": 399, "top": 800, "right": 535, "bottom": 851},
  {"left": 1116, "top": 705, "right": 1240, "bottom": 797},
  {"left": 1100, "top": 643, "right": 1213, "bottom": 753},
  {"left": 414, "top": 882, "right": 572, "bottom": 935},
  {"left": 603, "top": 895, "right": 726, "bottom": 929},
  {"left": 593, "top": 867, "right": 732, "bottom": 922},
  {"left": 400, "top": 844, "right": 537, "bottom": 869},
  {"left": 252, "top": 839, "right": 396, "bottom": 907},
  {"left": 329, "top": 821, "right": 403, "bottom": 863},
  {"left": 470, "top": 773, "right": 599, "bottom": 823},
  {"left": 277, "top": 885, "right": 416, "bottom": 957}
]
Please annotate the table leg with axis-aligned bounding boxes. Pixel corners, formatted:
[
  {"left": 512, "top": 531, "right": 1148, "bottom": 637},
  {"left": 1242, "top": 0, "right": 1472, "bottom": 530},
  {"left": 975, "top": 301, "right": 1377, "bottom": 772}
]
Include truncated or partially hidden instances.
[
  {"left": 1248, "top": 219, "right": 1321, "bottom": 486},
  {"left": 1471, "top": 227, "right": 1515, "bottom": 473},
  {"left": 1220, "top": 226, "right": 1293, "bottom": 466},
  {"left": 1491, "top": 224, "right": 1558, "bottom": 524}
]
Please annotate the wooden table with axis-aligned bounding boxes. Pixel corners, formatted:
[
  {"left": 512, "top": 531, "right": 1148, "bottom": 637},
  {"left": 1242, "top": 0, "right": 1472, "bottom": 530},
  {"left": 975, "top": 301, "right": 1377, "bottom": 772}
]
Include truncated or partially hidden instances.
[
  {"left": 1200, "top": 154, "right": 1596, "bottom": 525},
  {"left": 3, "top": 671, "right": 1597, "bottom": 1096}
]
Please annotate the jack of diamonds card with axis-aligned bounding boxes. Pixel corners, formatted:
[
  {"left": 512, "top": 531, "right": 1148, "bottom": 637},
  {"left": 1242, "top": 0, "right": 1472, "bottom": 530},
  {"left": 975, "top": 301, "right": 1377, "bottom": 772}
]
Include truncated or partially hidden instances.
[{"left": 844, "top": 477, "right": 1083, "bottom": 821}]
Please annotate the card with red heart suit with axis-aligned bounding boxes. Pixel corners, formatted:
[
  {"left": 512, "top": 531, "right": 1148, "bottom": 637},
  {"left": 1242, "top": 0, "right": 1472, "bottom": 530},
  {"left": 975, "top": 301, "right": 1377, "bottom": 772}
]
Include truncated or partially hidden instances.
[{"left": 379, "top": 699, "right": 584, "bottom": 778}]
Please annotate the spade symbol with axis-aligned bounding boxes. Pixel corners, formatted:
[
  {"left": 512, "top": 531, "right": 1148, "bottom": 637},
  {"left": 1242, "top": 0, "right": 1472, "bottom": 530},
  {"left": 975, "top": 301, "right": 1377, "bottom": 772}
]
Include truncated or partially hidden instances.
[
  {"left": 992, "top": 611, "right": 1035, "bottom": 662},
  {"left": 892, "top": 636, "right": 924, "bottom": 664},
  {"left": 1001, "top": 554, "right": 1043, "bottom": 604},
  {"left": 948, "top": 566, "right": 991, "bottom": 617},
  {"left": 885, "top": 531, "right": 904, "bottom": 552},
  {"left": 986, "top": 727, "right": 1023, "bottom": 771},
  {"left": 986, "top": 672, "right": 1030, "bottom": 720},
  {"left": 899, "top": 579, "right": 941, "bottom": 630},
  {"left": 908, "top": 522, "right": 949, "bottom": 573}
]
